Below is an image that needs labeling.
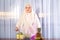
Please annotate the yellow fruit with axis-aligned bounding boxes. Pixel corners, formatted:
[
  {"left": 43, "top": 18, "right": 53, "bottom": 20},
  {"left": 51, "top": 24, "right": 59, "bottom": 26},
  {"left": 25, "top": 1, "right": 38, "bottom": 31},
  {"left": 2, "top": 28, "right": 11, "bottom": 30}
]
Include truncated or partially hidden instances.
[
  {"left": 16, "top": 34, "right": 20, "bottom": 39},
  {"left": 20, "top": 35, "right": 24, "bottom": 39}
]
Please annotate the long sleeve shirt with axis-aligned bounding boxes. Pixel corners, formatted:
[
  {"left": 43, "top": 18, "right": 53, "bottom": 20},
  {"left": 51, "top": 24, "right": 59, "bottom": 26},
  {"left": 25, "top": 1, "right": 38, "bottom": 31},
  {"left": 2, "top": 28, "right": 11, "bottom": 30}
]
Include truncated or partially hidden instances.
[{"left": 16, "top": 12, "right": 41, "bottom": 37}]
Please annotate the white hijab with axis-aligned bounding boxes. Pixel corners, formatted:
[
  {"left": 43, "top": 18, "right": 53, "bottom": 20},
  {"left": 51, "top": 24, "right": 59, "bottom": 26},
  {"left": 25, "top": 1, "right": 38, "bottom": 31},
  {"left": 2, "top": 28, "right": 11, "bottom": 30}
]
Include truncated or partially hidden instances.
[{"left": 16, "top": 8, "right": 41, "bottom": 37}]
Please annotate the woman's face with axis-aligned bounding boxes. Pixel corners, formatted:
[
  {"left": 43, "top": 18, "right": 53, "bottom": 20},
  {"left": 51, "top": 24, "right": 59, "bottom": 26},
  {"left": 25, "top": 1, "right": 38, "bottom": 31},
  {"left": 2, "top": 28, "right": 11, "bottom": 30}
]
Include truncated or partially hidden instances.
[{"left": 25, "top": 5, "right": 32, "bottom": 13}]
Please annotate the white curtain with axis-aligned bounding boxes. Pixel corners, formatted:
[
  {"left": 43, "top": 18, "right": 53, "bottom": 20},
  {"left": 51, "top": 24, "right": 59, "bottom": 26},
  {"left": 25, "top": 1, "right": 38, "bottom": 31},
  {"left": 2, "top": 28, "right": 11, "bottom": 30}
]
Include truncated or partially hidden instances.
[{"left": 0, "top": 0, "right": 60, "bottom": 39}]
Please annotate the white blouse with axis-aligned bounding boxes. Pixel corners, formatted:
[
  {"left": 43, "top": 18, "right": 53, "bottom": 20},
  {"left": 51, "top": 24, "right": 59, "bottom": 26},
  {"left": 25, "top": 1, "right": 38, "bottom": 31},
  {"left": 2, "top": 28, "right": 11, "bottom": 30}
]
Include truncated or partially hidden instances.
[{"left": 16, "top": 12, "right": 41, "bottom": 37}]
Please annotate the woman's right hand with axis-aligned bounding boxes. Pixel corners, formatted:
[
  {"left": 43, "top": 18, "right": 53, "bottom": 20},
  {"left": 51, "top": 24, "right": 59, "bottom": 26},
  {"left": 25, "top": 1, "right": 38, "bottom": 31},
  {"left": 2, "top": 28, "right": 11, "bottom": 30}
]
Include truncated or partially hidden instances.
[{"left": 16, "top": 27, "right": 19, "bottom": 32}]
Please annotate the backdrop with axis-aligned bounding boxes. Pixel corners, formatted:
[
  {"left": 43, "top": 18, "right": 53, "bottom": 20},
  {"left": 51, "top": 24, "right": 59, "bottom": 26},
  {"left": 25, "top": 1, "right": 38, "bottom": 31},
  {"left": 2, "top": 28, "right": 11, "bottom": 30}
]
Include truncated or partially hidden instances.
[{"left": 0, "top": 0, "right": 60, "bottom": 39}]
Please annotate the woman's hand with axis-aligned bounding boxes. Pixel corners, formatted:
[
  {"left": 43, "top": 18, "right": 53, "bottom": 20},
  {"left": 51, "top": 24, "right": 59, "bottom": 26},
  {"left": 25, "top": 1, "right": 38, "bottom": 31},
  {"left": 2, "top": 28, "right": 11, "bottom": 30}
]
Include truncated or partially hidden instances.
[{"left": 16, "top": 27, "right": 19, "bottom": 32}]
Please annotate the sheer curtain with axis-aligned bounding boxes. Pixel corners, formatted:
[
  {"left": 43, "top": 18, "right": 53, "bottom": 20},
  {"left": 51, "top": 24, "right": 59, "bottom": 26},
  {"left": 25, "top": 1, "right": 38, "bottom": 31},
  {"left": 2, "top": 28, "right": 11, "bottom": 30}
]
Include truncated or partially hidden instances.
[{"left": 0, "top": 0, "right": 60, "bottom": 39}]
